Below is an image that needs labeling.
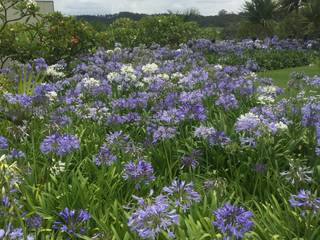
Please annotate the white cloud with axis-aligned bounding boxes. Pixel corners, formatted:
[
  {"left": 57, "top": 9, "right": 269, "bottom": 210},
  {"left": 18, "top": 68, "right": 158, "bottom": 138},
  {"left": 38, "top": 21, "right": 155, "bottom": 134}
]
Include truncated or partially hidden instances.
[{"left": 53, "top": 0, "right": 245, "bottom": 15}]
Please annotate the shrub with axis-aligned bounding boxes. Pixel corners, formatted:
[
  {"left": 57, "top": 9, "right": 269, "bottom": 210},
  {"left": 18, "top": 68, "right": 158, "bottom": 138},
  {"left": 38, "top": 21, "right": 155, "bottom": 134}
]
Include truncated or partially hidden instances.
[
  {"left": 0, "top": 13, "right": 97, "bottom": 65},
  {"left": 236, "top": 21, "right": 275, "bottom": 39},
  {"left": 97, "top": 15, "right": 202, "bottom": 49},
  {"left": 207, "top": 49, "right": 317, "bottom": 71}
]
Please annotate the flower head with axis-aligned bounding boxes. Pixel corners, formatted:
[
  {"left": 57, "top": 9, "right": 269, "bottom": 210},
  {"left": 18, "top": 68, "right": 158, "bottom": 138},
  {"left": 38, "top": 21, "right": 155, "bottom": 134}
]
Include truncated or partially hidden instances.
[
  {"left": 162, "top": 179, "right": 201, "bottom": 212},
  {"left": 181, "top": 150, "right": 200, "bottom": 170},
  {"left": 53, "top": 208, "right": 91, "bottom": 236},
  {"left": 0, "top": 136, "right": 8, "bottom": 150},
  {"left": 212, "top": 203, "right": 254, "bottom": 239},
  {"left": 40, "top": 133, "right": 80, "bottom": 156},
  {"left": 289, "top": 189, "right": 320, "bottom": 214},
  {"left": 128, "top": 195, "right": 179, "bottom": 239},
  {"left": 123, "top": 159, "right": 155, "bottom": 188},
  {"left": 94, "top": 144, "right": 117, "bottom": 166}
]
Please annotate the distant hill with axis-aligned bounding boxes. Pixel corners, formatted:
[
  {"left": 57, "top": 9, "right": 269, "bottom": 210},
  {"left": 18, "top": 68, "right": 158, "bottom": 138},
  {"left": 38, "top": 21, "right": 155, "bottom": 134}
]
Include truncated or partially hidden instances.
[{"left": 76, "top": 12, "right": 244, "bottom": 31}]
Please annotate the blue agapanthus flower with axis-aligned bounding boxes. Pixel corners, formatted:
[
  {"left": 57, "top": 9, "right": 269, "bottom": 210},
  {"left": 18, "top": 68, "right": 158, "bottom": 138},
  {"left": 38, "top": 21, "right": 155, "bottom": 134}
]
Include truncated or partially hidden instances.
[
  {"left": 128, "top": 195, "right": 179, "bottom": 239},
  {"left": 7, "top": 149, "right": 25, "bottom": 159},
  {"left": 0, "top": 136, "right": 8, "bottom": 150},
  {"left": 289, "top": 189, "right": 320, "bottom": 214},
  {"left": 123, "top": 159, "right": 155, "bottom": 188},
  {"left": 40, "top": 133, "right": 80, "bottom": 156},
  {"left": 26, "top": 214, "right": 43, "bottom": 229},
  {"left": 162, "top": 179, "right": 201, "bottom": 212},
  {"left": 53, "top": 208, "right": 91, "bottom": 236},
  {"left": 3, "top": 93, "right": 33, "bottom": 107},
  {"left": 94, "top": 144, "right": 117, "bottom": 166},
  {"left": 212, "top": 203, "right": 253, "bottom": 239},
  {"left": 0, "top": 225, "right": 34, "bottom": 240}
]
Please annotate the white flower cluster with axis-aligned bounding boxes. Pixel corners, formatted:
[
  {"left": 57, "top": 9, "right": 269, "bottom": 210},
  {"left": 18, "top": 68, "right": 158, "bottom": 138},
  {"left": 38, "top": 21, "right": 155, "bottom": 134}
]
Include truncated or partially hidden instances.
[
  {"left": 108, "top": 64, "right": 142, "bottom": 89},
  {"left": 257, "top": 95, "right": 275, "bottom": 105},
  {"left": 45, "top": 91, "right": 58, "bottom": 102},
  {"left": 77, "top": 104, "right": 109, "bottom": 122},
  {"left": 257, "top": 86, "right": 279, "bottom": 105},
  {"left": 46, "top": 64, "right": 65, "bottom": 79},
  {"left": 82, "top": 77, "right": 101, "bottom": 88},
  {"left": 157, "top": 73, "right": 170, "bottom": 81},
  {"left": 258, "top": 86, "right": 278, "bottom": 95},
  {"left": 213, "top": 64, "right": 223, "bottom": 71},
  {"left": 142, "top": 63, "right": 159, "bottom": 74},
  {"left": 26, "top": 0, "right": 37, "bottom": 8}
]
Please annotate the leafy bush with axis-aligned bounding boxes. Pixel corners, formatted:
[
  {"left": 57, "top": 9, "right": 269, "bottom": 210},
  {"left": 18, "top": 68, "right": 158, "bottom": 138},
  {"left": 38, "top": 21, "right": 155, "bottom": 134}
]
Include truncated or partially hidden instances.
[
  {"left": 236, "top": 21, "right": 275, "bottom": 39},
  {"left": 0, "top": 13, "right": 97, "bottom": 65},
  {"left": 30, "top": 13, "right": 97, "bottom": 64},
  {"left": 97, "top": 18, "right": 140, "bottom": 48},
  {"left": 207, "top": 49, "right": 318, "bottom": 71},
  {"left": 138, "top": 15, "right": 200, "bottom": 47},
  {"left": 97, "top": 15, "right": 202, "bottom": 48}
]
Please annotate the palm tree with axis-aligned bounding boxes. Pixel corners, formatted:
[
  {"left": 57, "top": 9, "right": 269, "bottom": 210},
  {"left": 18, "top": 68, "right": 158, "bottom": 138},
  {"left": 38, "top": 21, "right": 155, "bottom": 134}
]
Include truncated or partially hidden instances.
[
  {"left": 278, "top": 0, "right": 309, "bottom": 12},
  {"left": 301, "top": 0, "right": 320, "bottom": 35},
  {"left": 243, "top": 0, "right": 277, "bottom": 26}
]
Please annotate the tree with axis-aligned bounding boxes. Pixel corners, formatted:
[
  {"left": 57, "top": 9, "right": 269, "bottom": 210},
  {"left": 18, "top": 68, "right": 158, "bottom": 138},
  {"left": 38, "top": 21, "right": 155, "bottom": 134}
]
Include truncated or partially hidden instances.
[
  {"left": 0, "top": 0, "right": 39, "bottom": 33},
  {"left": 218, "top": 9, "right": 228, "bottom": 16},
  {"left": 301, "top": 0, "right": 320, "bottom": 37},
  {"left": 278, "top": 0, "right": 309, "bottom": 13},
  {"left": 243, "top": 0, "right": 277, "bottom": 26}
]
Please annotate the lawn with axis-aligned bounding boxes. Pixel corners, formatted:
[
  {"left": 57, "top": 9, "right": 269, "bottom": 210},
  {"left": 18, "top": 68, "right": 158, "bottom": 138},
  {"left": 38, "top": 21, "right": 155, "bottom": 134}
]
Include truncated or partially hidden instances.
[{"left": 258, "top": 65, "right": 320, "bottom": 88}]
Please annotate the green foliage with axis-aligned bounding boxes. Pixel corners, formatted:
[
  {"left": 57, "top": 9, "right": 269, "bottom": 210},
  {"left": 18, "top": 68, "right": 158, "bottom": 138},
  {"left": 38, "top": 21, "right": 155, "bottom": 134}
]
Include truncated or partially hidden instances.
[
  {"left": 139, "top": 15, "right": 200, "bottom": 46},
  {"left": 98, "top": 18, "right": 140, "bottom": 48},
  {"left": 237, "top": 21, "right": 275, "bottom": 39},
  {"left": 34, "top": 13, "right": 97, "bottom": 64},
  {"left": 275, "top": 12, "right": 306, "bottom": 39},
  {"left": 97, "top": 15, "right": 202, "bottom": 48},
  {"left": 0, "top": 13, "right": 97, "bottom": 65},
  {"left": 243, "top": 0, "right": 277, "bottom": 25},
  {"left": 278, "top": 0, "right": 309, "bottom": 13},
  {"left": 301, "top": 0, "right": 320, "bottom": 38},
  {"left": 0, "top": 0, "right": 39, "bottom": 33},
  {"left": 207, "top": 49, "right": 317, "bottom": 71},
  {"left": 198, "top": 27, "right": 219, "bottom": 41},
  {"left": 239, "top": 0, "right": 320, "bottom": 39},
  {"left": 0, "top": 74, "right": 11, "bottom": 94}
]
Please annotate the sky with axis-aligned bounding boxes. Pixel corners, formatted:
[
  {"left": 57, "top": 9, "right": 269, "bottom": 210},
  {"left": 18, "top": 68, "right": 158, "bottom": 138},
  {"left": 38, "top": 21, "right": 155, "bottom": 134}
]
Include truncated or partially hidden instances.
[{"left": 53, "top": 0, "right": 246, "bottom": 16}]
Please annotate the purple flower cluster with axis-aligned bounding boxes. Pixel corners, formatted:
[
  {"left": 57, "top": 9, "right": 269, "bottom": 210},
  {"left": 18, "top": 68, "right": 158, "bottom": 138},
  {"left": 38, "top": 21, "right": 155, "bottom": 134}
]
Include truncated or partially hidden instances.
[
  {"left": 53, "top": 208, "right": 91, "bottom": 236},
  {"left": 181, "top": 150, "right": 201, "bottom": 169},
  {"left": 40, "top": 133, "right": 80, "bottom": 156},
  {"left": 0, "top": 225, "right": 34, "bottom": 240},
  {"left": 162, "top": 179, "right": 201, "bottom": 212},
  {"left": 289, "top": 190, "right": 320, "bottom": 214},
  {"left": 94, "top": 144, "right": 117, "bottom": 166},
  {"left": 212, "top": 203, "right": 254, "bottom": 239},
  {"left": 301, "top": 102, "right": 320, "bottom": 127},
  {"left": 111, "top": 95, "right": 149, "bottom": 110},
  {"left": 316, "top": 123, "right": 320, "bottom": 156},
  {"left": 123, "top": 159, "right": 155, "bottom": 188},
  {"left": 7, "top": 149, "right": 25, "bottom": 159},
  {"left": 4, "top": 93, "right": 33, "bottom": 107},
  {"left": 128, "top": 195, "right": 179, "bottom": 239},
  {"left": 216, "top": 93, "right": 239, "bottom": 110},
  {"left": 0, "top": 136, "right": 8, "bottom": 150},
  {"left": 26, "top": 214, "right": 42, "bottom": 229},
  {"left": 152, "top": 126, "right": 177, "bottom": 144},
  {"left": 34, "top": 58, "right": 48, "bottom": 72},
  {"left": 194, "top": 126, "right": 230, "bottom": 146}
]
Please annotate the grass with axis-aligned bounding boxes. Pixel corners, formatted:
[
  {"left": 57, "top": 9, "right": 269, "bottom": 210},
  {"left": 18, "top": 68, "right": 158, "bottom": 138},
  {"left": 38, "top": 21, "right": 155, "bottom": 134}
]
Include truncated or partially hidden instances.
[{"left": 258, "top": 65, "right": 320, "bottom": 88}]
